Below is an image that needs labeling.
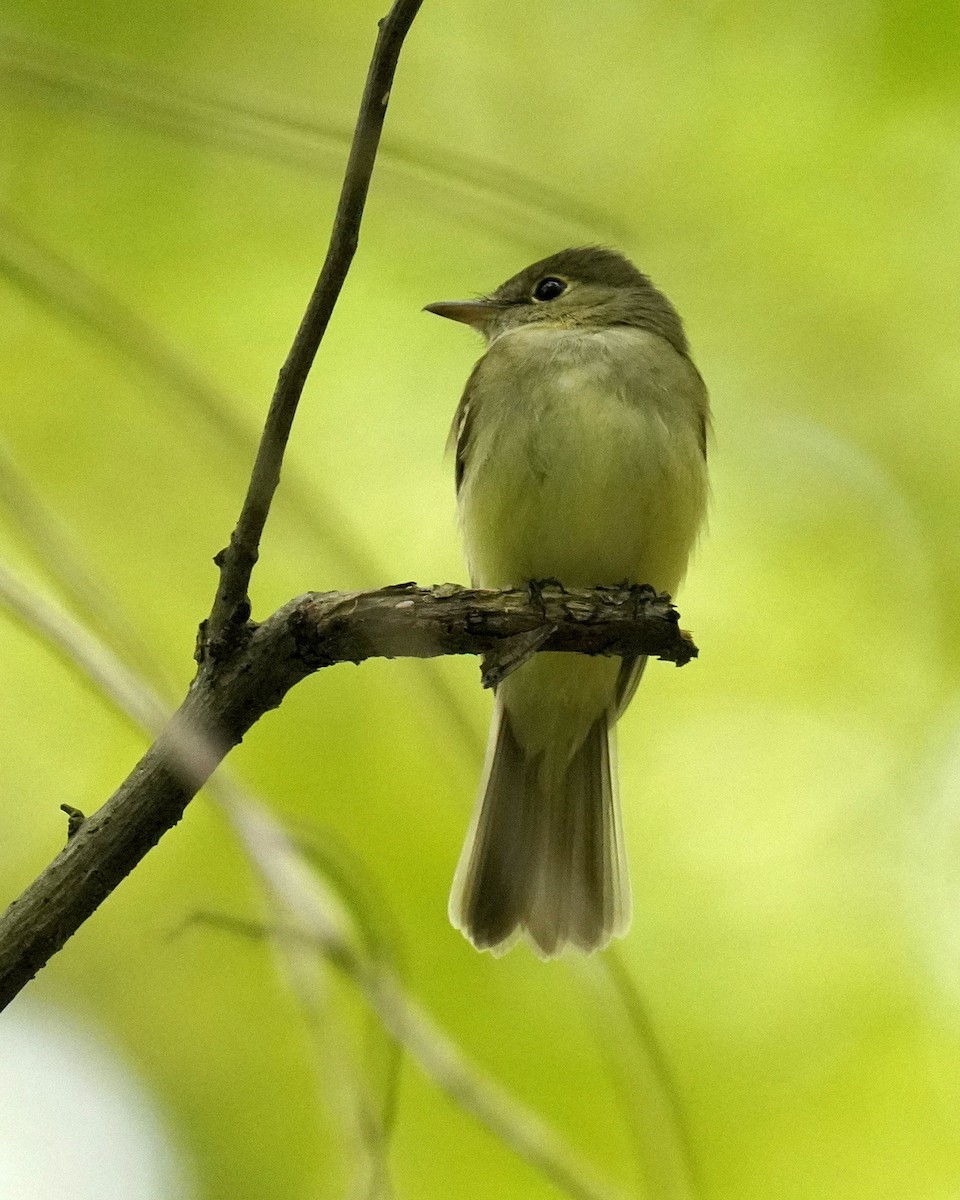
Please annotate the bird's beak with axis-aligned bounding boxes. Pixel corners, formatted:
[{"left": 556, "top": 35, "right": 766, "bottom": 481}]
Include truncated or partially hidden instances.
[{"left": 423, "top": 299, "right": 504, "bottom": 330}]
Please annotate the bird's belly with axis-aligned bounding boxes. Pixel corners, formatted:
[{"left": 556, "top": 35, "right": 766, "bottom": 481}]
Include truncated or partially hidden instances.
[{"left": 460, "top": 385, "right": 704, "bottom": 596}]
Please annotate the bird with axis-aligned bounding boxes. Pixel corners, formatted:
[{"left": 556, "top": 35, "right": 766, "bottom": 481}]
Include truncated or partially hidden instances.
[{"left": 425, "top": 246, "right": 709, "bottom": 956}]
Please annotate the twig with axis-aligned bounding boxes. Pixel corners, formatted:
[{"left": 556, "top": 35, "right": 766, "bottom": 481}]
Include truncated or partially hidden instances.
[
  {"left": 60, "top": 805, "right": 86, "bottom": 841},
  {"left": 0, "top": 558, "right": 170, "bottom": 733},
  {"left": 0, "top": 435, "right": 170, "bottom": 688},
  {"left": 205, "top": 0, "right": 424, "bottom": 649},
  {"left": 361, "top": 964, "right": 626, "bottom": 1200},
  {"left": 0, "top": 31, "right": 628, "bottom": 248},
  {"left": 590, "top": 952, "right": 701, "bottom": 1198}
]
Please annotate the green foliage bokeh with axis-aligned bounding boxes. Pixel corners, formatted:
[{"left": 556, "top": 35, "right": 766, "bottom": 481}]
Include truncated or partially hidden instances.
[{"left": 1, "top": 2, "right": 958, "bottom": 1197}]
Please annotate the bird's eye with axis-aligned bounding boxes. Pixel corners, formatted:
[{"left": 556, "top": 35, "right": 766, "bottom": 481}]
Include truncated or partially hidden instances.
[{"left": 532, "top": 276, "right": 567, "bottom": 302}]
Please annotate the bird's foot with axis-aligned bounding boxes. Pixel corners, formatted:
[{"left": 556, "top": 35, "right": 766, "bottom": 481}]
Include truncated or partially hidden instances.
[
  {"left": 526, "top": 577, "right": 566, "bottom": 619},
  {"left": 607, "top": 581, "right": 662, "bottom": 619}
]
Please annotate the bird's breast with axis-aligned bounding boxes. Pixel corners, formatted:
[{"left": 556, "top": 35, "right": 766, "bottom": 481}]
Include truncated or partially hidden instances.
[{"left": 457, "top": 326, "right": 707, "bottom": 594}]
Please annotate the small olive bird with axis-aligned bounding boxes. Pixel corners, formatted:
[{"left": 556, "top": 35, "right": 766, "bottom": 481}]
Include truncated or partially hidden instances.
[{"left": 426, "top": 247, "right": 709, "bottom": 956}]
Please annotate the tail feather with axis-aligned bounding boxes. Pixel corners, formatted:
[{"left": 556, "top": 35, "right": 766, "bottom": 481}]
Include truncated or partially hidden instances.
[
  {"left": 452, "top": 711, "right": 536, "bottom": 950},
  {"left": 450, "top": 701, "right": 630, "bottom": 957}
]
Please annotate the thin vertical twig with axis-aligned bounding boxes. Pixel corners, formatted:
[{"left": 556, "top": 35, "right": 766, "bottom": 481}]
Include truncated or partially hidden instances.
[
  {"left": 206, "top": 0, "right": 424, "bottom": 646},
  {"left": 595, "top": 951, "right": 701, "bottom": 1199}
]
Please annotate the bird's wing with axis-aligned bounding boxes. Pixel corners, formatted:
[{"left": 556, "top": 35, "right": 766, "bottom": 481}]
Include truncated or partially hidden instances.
[{"left": 446, "top": 357, "right": 487, "bottom": 495}]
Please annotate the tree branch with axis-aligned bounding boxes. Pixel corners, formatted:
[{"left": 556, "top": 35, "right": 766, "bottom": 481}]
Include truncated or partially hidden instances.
[
  {"left": 205, "top": 0, "right": 424, "bottom": 649},
  {"left": 0, "top": 582, "right": 695, "bottom": 1011},
  {"left": 287, "top": 583, "right": 696, "bottom": 671},
  {"left": 0, "top": 559, "right": 653, "bottom": 1198}
]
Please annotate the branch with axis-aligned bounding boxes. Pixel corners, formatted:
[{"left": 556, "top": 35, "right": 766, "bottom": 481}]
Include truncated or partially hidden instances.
[
  {"left": 206, "top": 0, "right": 424, "bottom": 648},
  {"left": 0, "top": 560, "right": 640, "bottom": 1199},
  {"left": 0, "top": 582, "right": 695, "bottom": 1010},
  {"left": 287, "top": 583, "right": 696, "bottom": 672}
]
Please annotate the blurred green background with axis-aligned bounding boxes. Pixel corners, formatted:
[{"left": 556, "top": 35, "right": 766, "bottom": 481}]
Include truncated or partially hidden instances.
[{"left": 1, "top": 1, "right": 959, "bottom": 1197}]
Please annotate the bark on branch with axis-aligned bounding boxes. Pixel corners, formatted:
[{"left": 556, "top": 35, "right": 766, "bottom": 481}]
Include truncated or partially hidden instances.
[{"left": 0, "top": 583, "right": 695, "bottom": 1011}]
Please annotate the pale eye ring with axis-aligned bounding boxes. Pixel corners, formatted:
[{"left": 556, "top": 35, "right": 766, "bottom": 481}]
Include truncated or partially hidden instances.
[{"left": 532, "top": 276, "right": 567, "bottom": 302}]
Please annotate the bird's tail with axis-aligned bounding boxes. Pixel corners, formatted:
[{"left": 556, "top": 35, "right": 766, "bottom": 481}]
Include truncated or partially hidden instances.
[{"left": 449, "top": 698, "right": 630, "bottom": 956}]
